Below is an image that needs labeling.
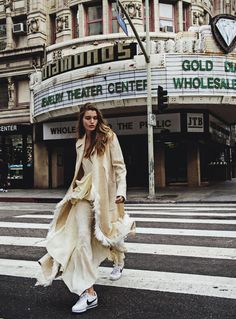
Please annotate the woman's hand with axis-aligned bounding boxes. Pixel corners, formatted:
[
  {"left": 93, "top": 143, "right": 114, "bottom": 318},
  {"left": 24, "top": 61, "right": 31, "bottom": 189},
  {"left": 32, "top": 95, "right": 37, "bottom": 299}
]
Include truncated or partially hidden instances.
[{"left": 115, "top": 196, "right": 125, "bottom": 204}]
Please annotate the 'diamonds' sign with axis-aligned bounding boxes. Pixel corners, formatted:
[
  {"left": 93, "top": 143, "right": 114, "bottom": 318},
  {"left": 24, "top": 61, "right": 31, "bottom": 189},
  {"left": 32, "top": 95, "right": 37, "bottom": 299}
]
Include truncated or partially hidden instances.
[{"left": 42, "top": 43, "right": 137, "bottom": 80}]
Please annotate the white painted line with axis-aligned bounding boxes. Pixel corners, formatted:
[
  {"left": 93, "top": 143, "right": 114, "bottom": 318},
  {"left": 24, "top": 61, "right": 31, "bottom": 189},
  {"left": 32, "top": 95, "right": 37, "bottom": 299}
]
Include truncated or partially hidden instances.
[
  {"left": 1, "top": 236, "right": 235, "bottom": 260},
  {"left": 0, "top": 259, "right": 236, "bottom": 299},
  {"left": 128, "top": 211, "right": 236, "bottom": 217},
  {"left": 125, "top": 243, "right": 236, "bottom": 260},
  {"left": 135, "top": 227, "right": 236, "bottom": 238},
  {"left": 14, "top": 215, "right": 53, "bottom": 219},
  {"left": 126, "top": 207, "right": 236, "bottom": 211},
  {"left": 0, "top": 222, "right": 49, "bottom": 229},
  {"left": 0, "top": 236, "right": 46, "bottom": 247},
  {"left": 14, "top": 214, "right": 236, "bottom": 225},
  {"left": 1, "top": 222, "right": 236, "bottom": 238},
  {"left": 134, "top": 217, "right": 236, "bottom": 225},
  {"left": 125, "top": 203, "right": 236, "bottom": 207}
]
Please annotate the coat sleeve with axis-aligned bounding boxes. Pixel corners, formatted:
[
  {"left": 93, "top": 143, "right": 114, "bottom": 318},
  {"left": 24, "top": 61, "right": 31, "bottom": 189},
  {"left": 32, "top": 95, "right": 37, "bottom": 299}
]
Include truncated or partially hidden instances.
[{"left": 109, "top": 133, "right": 127, "bottom": 200}]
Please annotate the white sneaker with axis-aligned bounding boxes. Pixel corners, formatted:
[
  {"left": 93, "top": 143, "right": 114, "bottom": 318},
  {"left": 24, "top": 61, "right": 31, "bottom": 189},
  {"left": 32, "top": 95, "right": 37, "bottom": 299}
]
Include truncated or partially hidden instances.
[
  {"left": 109, "top": 265, "right": 123, "bottom": 281},
  {"left": 72, "top": 291, "right": 98, "bottom": 313}
]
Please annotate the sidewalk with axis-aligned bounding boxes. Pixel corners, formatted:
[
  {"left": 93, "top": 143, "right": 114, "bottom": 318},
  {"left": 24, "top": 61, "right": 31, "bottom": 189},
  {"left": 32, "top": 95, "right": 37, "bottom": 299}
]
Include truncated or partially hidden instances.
[{"left": 0, "top": 179, "right": 236, "bottom": 203}]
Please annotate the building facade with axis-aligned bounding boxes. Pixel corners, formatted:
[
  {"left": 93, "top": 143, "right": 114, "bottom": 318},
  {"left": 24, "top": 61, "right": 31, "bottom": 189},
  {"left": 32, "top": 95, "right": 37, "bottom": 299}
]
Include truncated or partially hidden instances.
[{"left": 0, "top": 0, "right": 236, "bottom": 189}]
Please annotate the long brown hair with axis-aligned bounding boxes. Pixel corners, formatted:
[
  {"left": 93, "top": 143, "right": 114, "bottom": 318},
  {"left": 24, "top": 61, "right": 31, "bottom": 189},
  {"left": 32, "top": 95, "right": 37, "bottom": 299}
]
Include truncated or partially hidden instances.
[{"left": 77, "top": 103, "right": 112, "bottom": 157}]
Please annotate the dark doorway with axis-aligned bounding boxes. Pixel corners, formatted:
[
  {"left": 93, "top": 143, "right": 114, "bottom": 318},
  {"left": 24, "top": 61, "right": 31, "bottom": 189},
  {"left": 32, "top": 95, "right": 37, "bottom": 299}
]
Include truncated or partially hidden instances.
[
  {"left": 165, "top": 142, "right": 187, "bottom": 184},
  {"left": 119, "top": 135, "right": 148, "bottom": 188}
]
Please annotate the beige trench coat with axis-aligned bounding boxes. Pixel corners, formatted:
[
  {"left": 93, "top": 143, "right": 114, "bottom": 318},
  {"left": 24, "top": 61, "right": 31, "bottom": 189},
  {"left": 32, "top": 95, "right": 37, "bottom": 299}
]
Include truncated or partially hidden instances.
[{"left": 37, "top": 132, "right": 135, "bottom": 288}]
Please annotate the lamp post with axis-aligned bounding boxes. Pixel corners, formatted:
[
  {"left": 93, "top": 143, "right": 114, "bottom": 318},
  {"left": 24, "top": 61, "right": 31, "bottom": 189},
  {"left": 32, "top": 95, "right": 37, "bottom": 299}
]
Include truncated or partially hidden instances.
[{"left": 117, "top": 0, "right": 155, "bottom": 198}]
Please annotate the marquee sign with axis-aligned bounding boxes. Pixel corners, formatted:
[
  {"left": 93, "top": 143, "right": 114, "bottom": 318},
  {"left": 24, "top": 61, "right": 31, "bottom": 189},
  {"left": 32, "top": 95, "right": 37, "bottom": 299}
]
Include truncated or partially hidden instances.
[
  {"left": 211, "top": 14, "right": 236, "bottom": 53},
  {"left": 42, "top": 43, "right": 137, "bottom": 80}
]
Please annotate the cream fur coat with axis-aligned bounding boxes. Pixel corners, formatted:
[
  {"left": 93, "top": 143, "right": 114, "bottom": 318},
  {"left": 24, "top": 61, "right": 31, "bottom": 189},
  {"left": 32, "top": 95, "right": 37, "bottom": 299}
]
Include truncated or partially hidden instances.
[{"left": 37, "top": 132, "right": 135, "bottom": 286}]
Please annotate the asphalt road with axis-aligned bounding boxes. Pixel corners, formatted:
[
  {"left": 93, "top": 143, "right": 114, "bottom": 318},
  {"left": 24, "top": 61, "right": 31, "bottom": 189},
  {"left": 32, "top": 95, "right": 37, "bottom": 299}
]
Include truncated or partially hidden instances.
[{"left": 0, "top": 202, "right": 236, "bottom": 319}]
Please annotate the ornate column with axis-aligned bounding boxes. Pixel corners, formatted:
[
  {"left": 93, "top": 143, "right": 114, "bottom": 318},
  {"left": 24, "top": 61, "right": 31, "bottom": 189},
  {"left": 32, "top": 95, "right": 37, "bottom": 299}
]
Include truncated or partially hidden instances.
[
  {"left": 191, "top": 1, "right": 206, "bottom": 27},
  {"left": 55, "top": 0, "right": 72, "bottom": 42},
  {"left": 103, "top": 0, "right": 109, "bottom": 34},
  {"left": 78, "top": 3, "right": 85, "bottom": 38},
  {"left": 4, "top": 0, "right": 14, "bottom": 49},
  {"left": 177, "top": 0, "right": 183, "bottom": 32},
  {"left": 153, "top": 0, "right": 160, "bottom": 32},
  {"left": 27, "top": 0, "right": 47, "bottom": 46},
  {"left": 121, "top": 0, "right": 144, "bottom": 34},
  {"left": 55, "top": 10, "right": 72, "bottom": 43}
]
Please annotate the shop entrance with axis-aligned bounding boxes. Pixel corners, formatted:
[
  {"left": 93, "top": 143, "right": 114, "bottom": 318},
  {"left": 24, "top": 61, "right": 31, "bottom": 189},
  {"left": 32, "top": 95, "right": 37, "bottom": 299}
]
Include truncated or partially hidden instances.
[
  {"left": 119, "top": 135, "right": 148, "bottom": 188},
  {"left": 165, "top": 142, "right": 187, "bottom": 184},
  {"left": 48, "top": 140, "right": 76, "bottom": 188},
  {"left": 48, "top": 136, "right": 148, "bottom": 189}
]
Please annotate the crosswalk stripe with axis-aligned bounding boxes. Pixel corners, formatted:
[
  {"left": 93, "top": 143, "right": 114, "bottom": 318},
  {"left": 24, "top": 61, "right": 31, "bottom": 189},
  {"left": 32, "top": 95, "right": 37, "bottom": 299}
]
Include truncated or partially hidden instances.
[
  {"left": 0, "top": 236, "right": 235, "bottom": 260},
  {"left": 0, "top": 258, "right": 235, "bottom": 299},
  {"left": 126, "top": 206, "right": 236, "bottom": 209},
  {"left": 136, "top": 227, "right": 236, "bottom": 237},
  {"left": 128, "top": 211, "right": 236, "bottom": 217},
  {"left": 13, "top": 214, "right": 236, "bottom": 225},
  {"left": 126, "top": 203, "right": 236, "bottom": 207},
  {"left": 1, "top": 221, "right": 236, "bottom": 237},
  {"left": 0, "top": 222, "right": 49, "bottom": 229}
]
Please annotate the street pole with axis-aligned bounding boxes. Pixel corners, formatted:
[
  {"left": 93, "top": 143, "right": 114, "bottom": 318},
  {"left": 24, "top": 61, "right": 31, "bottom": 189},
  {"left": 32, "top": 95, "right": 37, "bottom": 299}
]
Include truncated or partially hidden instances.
[
  {"left": 145, "top": 0, "right": 155, "bottom": 198},
  {"left": 118, "top": 0, "right": 155, "bottom": 198}
]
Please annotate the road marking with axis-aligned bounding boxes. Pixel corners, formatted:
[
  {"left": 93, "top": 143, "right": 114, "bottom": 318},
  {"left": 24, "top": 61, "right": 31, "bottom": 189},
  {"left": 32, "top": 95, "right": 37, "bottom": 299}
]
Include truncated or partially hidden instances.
[
  {"left": 1, "top": 222, "right": 236, "bottom": 238},
  {"left": 0, "top": 259, "right": 236, "bottom": 299},
  {"left": 14, "top": 214, "right": 236, "bottom": 225},
  {"left": 136, "top": 227, "right": 236, "bottom": 237},
  {"left": 0, "top": 222, "right": 49, "bottom": 229},
  {"left": 128, "top": 211, "right": 236, "bottom": 217},
  {"left": 0, "top": 236, "right": 235, "bottom": 260}
]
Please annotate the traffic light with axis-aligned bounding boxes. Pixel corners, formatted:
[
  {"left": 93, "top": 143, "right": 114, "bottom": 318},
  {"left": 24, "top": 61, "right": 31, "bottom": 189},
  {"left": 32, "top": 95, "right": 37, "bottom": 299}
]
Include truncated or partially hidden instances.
[{"left": 157, "top": 85, "right": 168, "bottom": 113}]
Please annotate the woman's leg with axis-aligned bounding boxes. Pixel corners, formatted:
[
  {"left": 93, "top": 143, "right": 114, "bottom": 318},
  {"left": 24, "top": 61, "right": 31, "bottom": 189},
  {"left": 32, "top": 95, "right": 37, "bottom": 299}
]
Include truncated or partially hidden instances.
[{"left": 71, "top": 200, "right": 98, "bottom": 313}]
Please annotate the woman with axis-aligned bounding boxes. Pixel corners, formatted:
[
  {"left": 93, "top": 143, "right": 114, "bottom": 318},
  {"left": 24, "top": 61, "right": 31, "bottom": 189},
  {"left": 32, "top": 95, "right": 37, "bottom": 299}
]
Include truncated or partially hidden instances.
[{"left": 37, "top": 103, "right": 135, "bottom": 313}]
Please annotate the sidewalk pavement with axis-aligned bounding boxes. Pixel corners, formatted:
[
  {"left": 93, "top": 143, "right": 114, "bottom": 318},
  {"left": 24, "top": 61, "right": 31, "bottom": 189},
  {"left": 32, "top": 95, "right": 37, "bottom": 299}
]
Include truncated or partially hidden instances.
[{"left": 0, "top": 178, "right": 236, "bottom": 203}]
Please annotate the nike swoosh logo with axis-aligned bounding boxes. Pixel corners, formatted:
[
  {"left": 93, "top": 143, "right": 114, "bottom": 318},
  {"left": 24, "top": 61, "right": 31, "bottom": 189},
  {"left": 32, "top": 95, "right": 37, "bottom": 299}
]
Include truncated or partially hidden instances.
[{"left": 87, "top": 298, "right": 97, "bottom": 306}]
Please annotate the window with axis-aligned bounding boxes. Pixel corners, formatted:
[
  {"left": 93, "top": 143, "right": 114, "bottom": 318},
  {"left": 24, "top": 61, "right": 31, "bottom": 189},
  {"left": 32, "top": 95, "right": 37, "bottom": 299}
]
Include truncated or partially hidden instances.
[
  {"left": 0, "top": 79, "right": 8, "bottom": 109},
  {"left": 143, "top": 0, "right": 154, "bottom": 32},
  {"left": 85, "top": 2, "right": 103, "bottom": 36},
  {"left": 50, "top": 14, "right": 56, "bottom": 45},
  {"left": 0, "top": 22, "right": 6, "bottom": 51},
  {"left": 183, "top": 3, "right": 190, "bottom": 31},
  {"left": 159, "top": 3, "right": 174, "bottom": 32},
  {"left": 109, "top": 1, "right": 119, "bottom": 33},
  {"left": 71, "top": 5, "right": 79, "bottom": 38}
]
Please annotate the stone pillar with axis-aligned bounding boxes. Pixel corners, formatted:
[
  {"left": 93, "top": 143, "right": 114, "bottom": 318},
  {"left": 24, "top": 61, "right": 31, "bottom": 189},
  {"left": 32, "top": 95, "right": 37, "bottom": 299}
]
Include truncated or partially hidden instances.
[
  {"left": 103, "top": 0, "right": 109, "bottom": 34},
  {"left": 27, "top": 0, "right": 47, "bottom": 46},
  {"left": 121, "top": 0, "right": 144, "bottom": 34},
  {"left": 187, "top": 142, "right": 201, "bottom": 187},
  {"left": 34, "top": 142, "right": 49, "bottom": 188},
  {"left": 191, "top": 5, "right": 205, "bottom": 27},
  {"left": 78, "top": 3, "right": 85, "bottom": 37},
  {"left": 177, "top": 0, "right": 183, "bottom": 32},
  {"left": 55, "top": 9, "right": 72, "bottom": 43},
  {"left": 4, "top": 0, "right": 14, "bottom": 49},
  {"left": 153, "top": 0, "right": 160, "bottom": 32},
  {"left": 155, "top": 143, "right": 166, "bottom": 188}
]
